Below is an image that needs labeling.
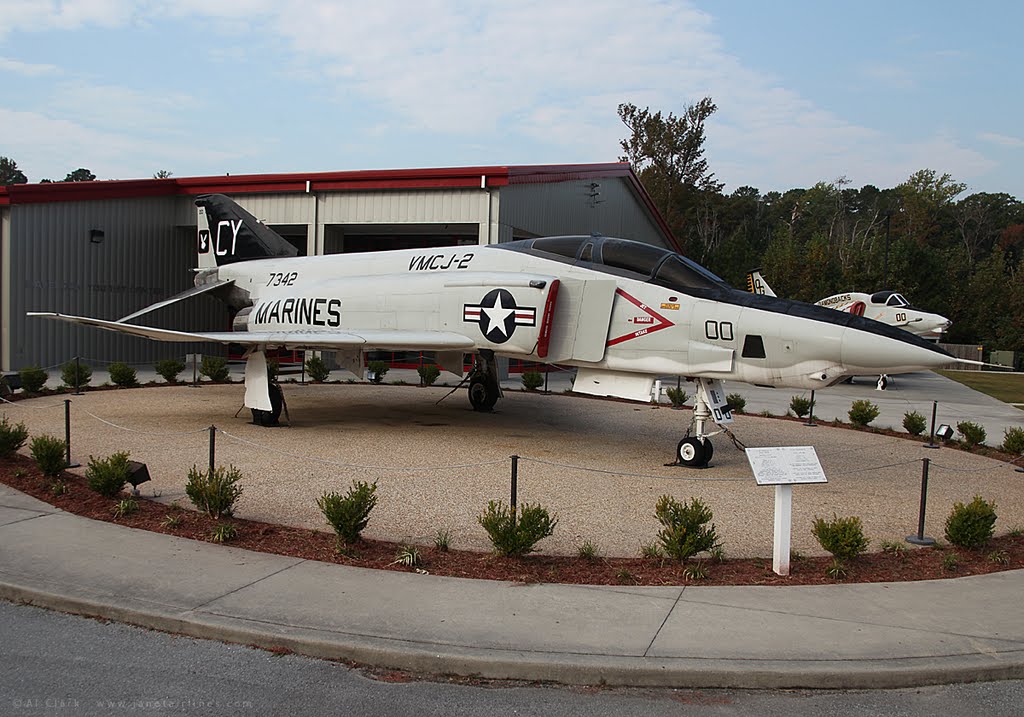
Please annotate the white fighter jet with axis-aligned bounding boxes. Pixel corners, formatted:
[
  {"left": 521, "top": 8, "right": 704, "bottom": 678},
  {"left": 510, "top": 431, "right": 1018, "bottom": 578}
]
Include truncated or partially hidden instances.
[
  {"left": 30, "top": 195, "right": 957, "bottom": 467},
  {"left": 746, "top": 269, "right": 951, "bottom": 340}
]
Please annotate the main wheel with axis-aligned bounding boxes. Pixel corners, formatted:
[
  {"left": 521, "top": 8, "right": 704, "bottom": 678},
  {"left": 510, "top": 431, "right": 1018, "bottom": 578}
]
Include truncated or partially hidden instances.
[
  {"left": 676, "top": 437, "right": 710, "bottom": 467},
  {"left": 468, "top": 376, "right": 499, "bottom": 412}
]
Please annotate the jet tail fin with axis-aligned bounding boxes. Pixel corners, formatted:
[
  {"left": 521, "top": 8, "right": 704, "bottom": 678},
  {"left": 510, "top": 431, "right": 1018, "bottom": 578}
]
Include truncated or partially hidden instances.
[
  {"left": 195, "top": 193, "right": 299, "bottom": 268},
  {"left": 746, "top": 268, "right": 776, "bottom": 297}
]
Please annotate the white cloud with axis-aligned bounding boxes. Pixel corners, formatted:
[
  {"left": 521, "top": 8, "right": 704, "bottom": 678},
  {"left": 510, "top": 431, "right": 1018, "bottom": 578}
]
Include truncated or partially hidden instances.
[
  {"left": 978, "top": 132, "right": 1024, "bottom": 149},
  {"left": 0, "top": 107, "right": 241, "bottom": 180},
  {"left": 0, "top": 56, "right": 61, "bottom": 76},
  {"left": 46, "top": 81, "right": 197, "bottom": 133},
  {"left": 0, "top": 0, "right": 136, "bottom": 38}
]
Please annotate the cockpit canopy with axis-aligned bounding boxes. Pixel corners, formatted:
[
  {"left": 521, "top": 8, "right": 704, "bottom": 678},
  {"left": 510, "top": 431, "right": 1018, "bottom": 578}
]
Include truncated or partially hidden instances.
[
  {"left": 498, "top": 235, "right": 732, "bottom": 294},
  {"left": 870, "top": 290, "right": 910, "bottom": 307}
]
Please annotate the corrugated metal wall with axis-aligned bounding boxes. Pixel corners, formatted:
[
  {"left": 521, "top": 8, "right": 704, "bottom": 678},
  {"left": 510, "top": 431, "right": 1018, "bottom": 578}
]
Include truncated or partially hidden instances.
[
  {"left": 318, "top": 189, "right": 485, "bottom": 225},
  {"left": 9, "top": 197, "right": 225, "bottom": 371},
  {"left": 499, "top": 178, "right": 667, "bottom": 248}
]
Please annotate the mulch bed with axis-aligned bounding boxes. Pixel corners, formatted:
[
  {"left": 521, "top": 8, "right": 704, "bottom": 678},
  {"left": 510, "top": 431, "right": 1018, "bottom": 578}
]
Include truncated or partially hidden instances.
[{"left": 4, "top": 452, "right": 1023, "bottom": 587}]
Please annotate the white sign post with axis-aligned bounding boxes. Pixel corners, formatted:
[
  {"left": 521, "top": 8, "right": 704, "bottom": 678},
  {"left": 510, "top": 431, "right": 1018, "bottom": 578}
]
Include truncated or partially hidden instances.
[{"left": 746, "top": 446, "right": 828, "bottom": 576}]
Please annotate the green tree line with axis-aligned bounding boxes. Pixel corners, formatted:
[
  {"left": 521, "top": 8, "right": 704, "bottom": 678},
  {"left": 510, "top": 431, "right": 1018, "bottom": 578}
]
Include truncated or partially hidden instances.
[{"left": 619, "top": 102, "right": 1024, "bottom": 356}]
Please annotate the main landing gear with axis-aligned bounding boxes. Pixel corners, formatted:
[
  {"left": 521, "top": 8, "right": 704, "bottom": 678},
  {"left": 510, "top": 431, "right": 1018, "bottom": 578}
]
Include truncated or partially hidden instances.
[
  {"left": 674, "top": 377, "right": 732, "bottom": 468},
  {"left": 468, "top": 350, "right": 501, "bottom": 412}
]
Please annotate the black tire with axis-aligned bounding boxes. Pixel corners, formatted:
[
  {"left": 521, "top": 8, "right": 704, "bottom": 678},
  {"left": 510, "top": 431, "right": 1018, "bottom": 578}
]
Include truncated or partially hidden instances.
[
  {"left": 676, "top": 437, "right": 709, "bottom": 467},
  {"left": 251, "top": 383, "right": 284, "bottom": 426},
  {"left": 468, "top": 376, "right": 499, "bottom": 412},
  {"left": 703, "top": 439, "right": 714, "bottom": 464}
]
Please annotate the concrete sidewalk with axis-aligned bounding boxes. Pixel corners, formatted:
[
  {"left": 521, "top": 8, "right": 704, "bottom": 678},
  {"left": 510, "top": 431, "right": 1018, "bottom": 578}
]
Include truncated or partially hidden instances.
[{"left": 1, "top": 485, "right": 1022, "bottom": 689}]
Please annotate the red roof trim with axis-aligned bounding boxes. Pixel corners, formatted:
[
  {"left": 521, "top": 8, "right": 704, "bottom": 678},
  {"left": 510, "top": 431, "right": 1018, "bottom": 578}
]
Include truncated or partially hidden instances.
[{"left": 0, "top": 162, "right": 678, "bottom": 249}]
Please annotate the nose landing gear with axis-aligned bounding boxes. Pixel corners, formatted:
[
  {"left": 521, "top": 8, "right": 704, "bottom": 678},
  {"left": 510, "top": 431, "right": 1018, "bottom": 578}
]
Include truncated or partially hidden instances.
[{"left": 673, "top": 377, "right": 734, "bottom": 468}]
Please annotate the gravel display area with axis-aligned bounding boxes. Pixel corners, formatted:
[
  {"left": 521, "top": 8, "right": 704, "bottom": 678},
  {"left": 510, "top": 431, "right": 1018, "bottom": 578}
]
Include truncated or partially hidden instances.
[{"left": 7, "top": 383, "right": 1022, "bottom": 558}]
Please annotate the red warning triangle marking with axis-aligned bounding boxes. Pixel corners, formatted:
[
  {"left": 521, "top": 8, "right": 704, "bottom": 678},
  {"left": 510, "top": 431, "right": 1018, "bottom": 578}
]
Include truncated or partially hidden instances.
[{"left": 606, "top": 289, "right": 675, "bottom": 346}]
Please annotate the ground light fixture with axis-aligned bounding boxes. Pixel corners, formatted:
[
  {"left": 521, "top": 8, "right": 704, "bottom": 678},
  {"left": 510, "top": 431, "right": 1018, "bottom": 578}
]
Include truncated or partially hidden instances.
[{"left": 934, "top": 424, "right": 955, "bottom": 441}]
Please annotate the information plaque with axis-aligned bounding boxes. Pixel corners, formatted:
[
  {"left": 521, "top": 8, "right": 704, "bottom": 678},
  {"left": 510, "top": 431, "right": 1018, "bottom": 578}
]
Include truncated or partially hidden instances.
[
  {"left": 746, "top": 446, "right": 828, "bottom": 576},
  {"left": 746, "top": 446, "right": 828, "bottom": 486}
]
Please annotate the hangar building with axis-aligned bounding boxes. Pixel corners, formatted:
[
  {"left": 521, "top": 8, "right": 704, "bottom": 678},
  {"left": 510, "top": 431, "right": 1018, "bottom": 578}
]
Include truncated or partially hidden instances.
[{"left": 0, "top": 163, "right": 677, "bottom": 373}]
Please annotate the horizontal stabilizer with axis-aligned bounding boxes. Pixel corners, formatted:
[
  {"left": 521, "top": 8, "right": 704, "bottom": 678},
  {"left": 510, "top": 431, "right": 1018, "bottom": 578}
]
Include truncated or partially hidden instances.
[
  {"left": 28, "top": 312, "right": 476, "bottom": 351},
  {"left": 118, "top": 279, "right": 234, "bottom": 322}
]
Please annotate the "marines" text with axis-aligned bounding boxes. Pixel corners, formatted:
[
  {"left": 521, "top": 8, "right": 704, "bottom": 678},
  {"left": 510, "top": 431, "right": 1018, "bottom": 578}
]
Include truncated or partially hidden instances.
[{"left": 252, "top": 297, "right": 342, "bottom": 327}]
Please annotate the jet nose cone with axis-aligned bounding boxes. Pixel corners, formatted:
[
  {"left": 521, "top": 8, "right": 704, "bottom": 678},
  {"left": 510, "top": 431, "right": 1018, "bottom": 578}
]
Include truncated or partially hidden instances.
[{"left": 841, "top": 327, "right": 953, "bottom": 373}]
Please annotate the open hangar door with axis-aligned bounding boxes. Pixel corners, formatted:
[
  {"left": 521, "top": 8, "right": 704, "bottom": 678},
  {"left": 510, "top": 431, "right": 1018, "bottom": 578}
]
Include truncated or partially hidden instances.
[{"left": 323, "top": 223, "right": 478, "bottom": 254}]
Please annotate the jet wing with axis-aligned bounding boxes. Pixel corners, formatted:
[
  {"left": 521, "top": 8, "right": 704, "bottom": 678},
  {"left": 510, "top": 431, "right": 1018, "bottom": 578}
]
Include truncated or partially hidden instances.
[
  {"left": 27, "top": 312, "right": 476, "bottom": 351},
  {"left": 117, "top": 279, "right": 234, "bottom": 322}
]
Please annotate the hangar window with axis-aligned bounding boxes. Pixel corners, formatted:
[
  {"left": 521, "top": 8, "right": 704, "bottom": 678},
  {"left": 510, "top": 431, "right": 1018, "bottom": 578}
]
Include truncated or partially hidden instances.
[{"left": 741, "top": 334, "right": 766, "bottom": 359}]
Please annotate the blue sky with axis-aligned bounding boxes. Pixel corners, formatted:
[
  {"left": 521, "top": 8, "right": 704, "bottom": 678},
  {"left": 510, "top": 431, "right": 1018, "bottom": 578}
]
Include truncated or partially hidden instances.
[{"left": 2, "top": 1, "right": 1021, "bottom": 198}]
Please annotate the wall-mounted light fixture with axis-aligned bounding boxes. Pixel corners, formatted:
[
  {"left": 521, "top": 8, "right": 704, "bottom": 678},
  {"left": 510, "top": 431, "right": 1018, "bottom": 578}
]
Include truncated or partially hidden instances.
[{"left": 88, "top": 229, "right": 105, "bottom": 244}]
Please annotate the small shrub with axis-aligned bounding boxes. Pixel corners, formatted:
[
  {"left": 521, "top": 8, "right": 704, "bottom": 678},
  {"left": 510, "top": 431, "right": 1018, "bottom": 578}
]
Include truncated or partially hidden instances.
[
  {"left": 211, "top": 523, "right": 238, "bottom": 543},
  {"left": 683, "top": 560, "right": 708, "bottom": 580},
  {"left": 577, "top": 539, "right": 599, "bottom": 560},
  {"left": 367, "top": 361, "right": 389, "bottom": 384},
  {"left": 944, "top": 495, "right": 997, "bottom": 548},
  {"left": 826, "top": 558, "right": 848, "bottom": 580},
  {"left": 305, "top": 355, "right": 330, "bottom": 382},
  {"left": 639, "top": 542, "right": 664, "bottom": 559},
  {"left": 391, "top": 545, "right": 422, "bottom": 567},
  {"left": 848, "top": 399, "right": 880, "bottom": 427},
  {"left": 85, "top": 451, "right": 131, "bottom": 498},
  {"left": 811, "top": 514, "right": 869, "bottom": 560},
  {"left": 725, "top": 393, "right": 746, "bottom": 413},
  {"left": 477, "top": 500, "right": 557, "bottom": 557},
  {"left": 200, "top": 356, "right": 230, "bottom": 382},
  {"left": 1009, "top": 526, "right": 1024, "bottom": 538},
  {"left": 942, "top": 552, "right": 960, "bottom": 572},
  {"left": 434, "top": 528, "right": 451, "bottom": 552},
  {"left": 789, "top": 548, "right": 804, "bottom": 562},
  {"left": 881, "top": 540, "right": 906, "bottom": 559},
  {"left": 666, "top": 386, "right": 687, "bottom": 407},
  {"left": 19, "top": 365, "right": 48, "bottom": 393},
  {"left": 185, "top": 464, "right": 243, "bottom": 519},
  {"left": 155, "top": 358, "right": 186, "bottom": 383},
  {"left": 521, "top": 370, "right": 543, "bottom": 391},
  {"left": 989, "top": 549, "right": 1010, "bottom": 565},
  {"left": 61, "top": 360, "right": 92, "bottom": 390},
  {"left": 902, "top": 411, "right": 927, "bottom": 436},
  {"left": 1001, "top": 426, "right": 1024, "bottom": 455},
  {"left": 50, "top": 480, "right": 68, "bottom": 496},
  {"left": 107, "top": 362, "right": 139, "bottom": 388},
  {"left": 0, "top": 415, "right": 29, "bottom": 456},
  {"left": 615, "top": 568, "right": 635, "bottom": 584},
  {"left": 112, "top": 498, "right": 139, "bottom": 519},
  {"left": 956, "top": 421, "right": 987, "bottom": 449},
  {"left": 710, "top": 545, "right": 726, "bottom": 562},
  {"left": 789, "top": 395, "right": 811, "bottom": 418},
  {"left": 30, "top": 435, "right": 66, "bottom": 477},
  {"left": 417, "top": 364, "right": 441, "bottom": 386},
  {"left": 654, "top": 495, "right": 719, "bottom": 561},
  {"left": 318, "top": 480, "right": 378, "bottom": 545},
  {"left": 162, "top": 514, "right": 183, "bottom": 529}
]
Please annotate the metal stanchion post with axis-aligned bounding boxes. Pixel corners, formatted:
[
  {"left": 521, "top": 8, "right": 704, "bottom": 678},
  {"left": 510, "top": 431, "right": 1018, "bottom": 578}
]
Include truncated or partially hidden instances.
[
  {"left": 924, "top": 400, "right": 939, "bottom": 449},
  {"left": 906, "top": 458, "right": 935, "bottom": 545},
  {"left": 804, "top": 390, "right": 816, "bottom": 427},
  {"left": 64, "top": 399, "right": 80, "bottom": 468},
  {"left": 208, "top": 425, "right": 216, "bottom": 476},
  {"left": 544, "top": 367, "right": 549, "bottom": 394},
  {"left": 510, "top": 455, "right": 519, "bottom": 527}
]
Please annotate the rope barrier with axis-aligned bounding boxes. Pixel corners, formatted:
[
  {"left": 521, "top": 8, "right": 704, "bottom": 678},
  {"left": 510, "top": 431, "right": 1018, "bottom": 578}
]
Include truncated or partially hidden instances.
[
  {"left": 78, "top": 408, "right": 208, "bottom": 436},
  {"left": 928, "top": 460, "right": 1022, "bottom": 474},
  {"left": 215, "top": 428, "right": 508, "bottom": 472},
  {"left": 827, "top": 459, "right": 921, "bottom": 477},
  {"left": 516, "top": 455, "right": 748, "bottom": 482},
  {"left": 0, "top": 394, "right": 67, "bottom": 410}
]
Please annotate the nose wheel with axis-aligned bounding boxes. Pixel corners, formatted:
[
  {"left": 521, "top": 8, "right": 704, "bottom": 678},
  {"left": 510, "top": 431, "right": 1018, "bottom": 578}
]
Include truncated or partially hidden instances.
[{"left": 676, "top": 436, "right": 713, "bottom": 467}]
